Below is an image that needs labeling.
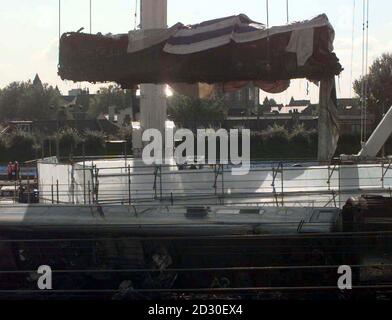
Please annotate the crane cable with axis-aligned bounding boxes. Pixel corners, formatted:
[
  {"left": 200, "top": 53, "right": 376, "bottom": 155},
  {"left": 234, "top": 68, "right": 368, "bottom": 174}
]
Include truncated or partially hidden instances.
[
  {"left": 349, "top": 0, "right": 356, "bottom": 100},
  {"left": 58, "top": 1, "right": 93, "bottom": 37},
  {"left": 58, "top": 0, "right": 61, "bottom": 44},
  {"left": 266, "top": 0, "right": 269, "bottom": 29},
  {"left": 90, "top": 0, "right": 92, "bottom": 34},
  {"left": 265, "top": 0, "right": 271, "bottom": 70},
  {"left": 286, "top": 0, "right": 289, "bottom": 24},
  {"left": 364, "top": 0, "right": 370, "bottom": 140},
  {"left": 58, "top": 0, "right": 93, "bottom": 90},
  {"left": 360, "top": 0, "right": 366, "bottom": 144},
  {"left": 58, "top": 1, "right": 93, "bottom": 43},
  {"left": 134, "top": 0, "right": 138, "bottom": 30},
  {"left": 360, "top": 0, "right": 370, "bottom": 144}
]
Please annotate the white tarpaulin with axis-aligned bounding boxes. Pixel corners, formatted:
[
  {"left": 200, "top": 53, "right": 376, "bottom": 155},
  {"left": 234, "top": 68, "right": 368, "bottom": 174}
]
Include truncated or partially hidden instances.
[
  {"left": 36, "top": 158, "right": 392, "bottom": 208},
  {"left": 127, "top": 13, "right": 333, "bottom": 68}
]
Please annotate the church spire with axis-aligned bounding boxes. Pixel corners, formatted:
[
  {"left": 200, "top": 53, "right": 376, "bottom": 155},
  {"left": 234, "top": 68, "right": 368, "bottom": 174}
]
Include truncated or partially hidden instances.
[{"left": 33, "top": 74, "right": 43, "bottom": 90}]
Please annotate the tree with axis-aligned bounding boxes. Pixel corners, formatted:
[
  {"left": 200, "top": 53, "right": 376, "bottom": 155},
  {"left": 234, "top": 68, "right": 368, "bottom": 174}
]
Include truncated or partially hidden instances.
[
  {"left": 260, "top": 124, "right": 290, "bottom": 157},
  {"left": 82, "top": 130, "right": 106, "bottom": 155},
  {"left": 2, "top": 131, "right": 38, "bottom": 161},
  {"left": 57, "top": 128, "right": 82, "bottom": 158},
  {"left": 262, "top": 97, "right": 277, "bottom": 106},
  {"left": 269, "top": 98, "right": 277, "bottom": 106},
  {"left": 88, "top": 85, "right": 135, "bottom": 119},
  {"left": 260, "top": 97, "right": 277, "bottom": 115},
  {"left": 354, "top": 53, "right": 392, "bottom": 122},
  {"left": 0, "top": 81, "right": 62, "bottom": 121},
  {"left": 167, "top": 95, "right": 228, "bottom": 132}
]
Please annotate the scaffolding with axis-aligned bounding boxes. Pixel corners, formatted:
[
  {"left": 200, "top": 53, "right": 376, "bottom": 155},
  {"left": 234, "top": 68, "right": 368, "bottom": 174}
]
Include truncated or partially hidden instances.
[{"left": 37, "top": 158, "right": 392, "bottom": 208}]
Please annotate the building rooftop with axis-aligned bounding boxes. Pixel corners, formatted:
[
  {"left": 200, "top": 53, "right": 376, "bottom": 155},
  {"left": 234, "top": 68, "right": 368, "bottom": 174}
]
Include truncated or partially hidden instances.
[{"left": 277, "top": 105, "right": 308, "bottom": 114}]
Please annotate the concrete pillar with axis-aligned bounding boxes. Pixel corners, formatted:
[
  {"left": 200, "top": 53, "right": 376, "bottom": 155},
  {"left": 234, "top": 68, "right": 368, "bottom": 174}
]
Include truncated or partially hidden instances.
[
  {"left": 318, "top": 77, "right": 340, "bottom": 164},
  {"left": 136, "top": 0, "right": 167, "bottom": 158}
]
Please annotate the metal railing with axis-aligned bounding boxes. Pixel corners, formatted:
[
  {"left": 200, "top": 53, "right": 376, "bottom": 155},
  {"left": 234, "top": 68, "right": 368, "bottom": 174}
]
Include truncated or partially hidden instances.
[
  {"left": 34, "top": 159, "right": 392, "bottom": 208},
  {"left": 0, "top": 230, "right": 391, "bottom": 299}
]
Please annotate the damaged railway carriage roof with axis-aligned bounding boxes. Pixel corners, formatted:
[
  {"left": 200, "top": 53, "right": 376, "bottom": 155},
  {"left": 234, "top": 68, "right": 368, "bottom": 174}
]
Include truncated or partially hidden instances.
[{"left": 58, "top": 14, "right": 342, "bottom": 87}]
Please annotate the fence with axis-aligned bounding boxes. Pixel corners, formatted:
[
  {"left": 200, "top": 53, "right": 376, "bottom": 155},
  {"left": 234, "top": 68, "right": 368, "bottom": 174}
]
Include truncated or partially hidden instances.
[{"left": 36, "top": 158, "right": 392, "bottom": 208}]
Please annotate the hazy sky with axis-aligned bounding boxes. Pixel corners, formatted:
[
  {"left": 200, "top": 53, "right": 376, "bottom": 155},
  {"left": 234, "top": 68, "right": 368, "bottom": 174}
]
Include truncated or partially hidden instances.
[{"left": 0, "top": 0, "right": 391, "bottom": 103}]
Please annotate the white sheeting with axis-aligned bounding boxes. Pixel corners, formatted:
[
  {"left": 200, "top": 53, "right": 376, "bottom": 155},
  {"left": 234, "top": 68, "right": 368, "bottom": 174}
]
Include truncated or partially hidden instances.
[
  {"left": 127, "top": 27, "right": 179, "bottom": 54},
  {"left": 38, "top": 161, "right": 93, "bottom": 204},
  {"left": 127, "top": 14, "right": 333, "bottom": 64},
  {"left": 286, "top": 28, "right": 314, "bottom": 67},
  {"left": 37, "top": 159, "right": 392, "bottom": 208},
  {"left": 37, "top": 162, "right": 73, "bottom": 204}
]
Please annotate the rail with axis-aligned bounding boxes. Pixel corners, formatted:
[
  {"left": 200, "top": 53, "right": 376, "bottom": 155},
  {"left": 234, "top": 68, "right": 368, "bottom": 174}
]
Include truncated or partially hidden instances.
[
  {"left": 32, "top": 159, "right": 392, "bottom": 208},
  {"left": 0, "top": 231, "right": 391, "bottom": 299}
]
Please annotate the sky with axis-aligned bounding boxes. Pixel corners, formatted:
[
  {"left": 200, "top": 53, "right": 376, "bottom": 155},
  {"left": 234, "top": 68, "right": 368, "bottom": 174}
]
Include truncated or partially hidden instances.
[{"left": 0, "top": 0, "right": 391, "bottom": 104}]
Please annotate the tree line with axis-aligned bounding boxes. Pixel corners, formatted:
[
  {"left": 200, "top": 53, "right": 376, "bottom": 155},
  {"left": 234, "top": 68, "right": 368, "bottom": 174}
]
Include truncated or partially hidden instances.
[{"left": 0, "top": 127, "right": 133, "bottom": 162}]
